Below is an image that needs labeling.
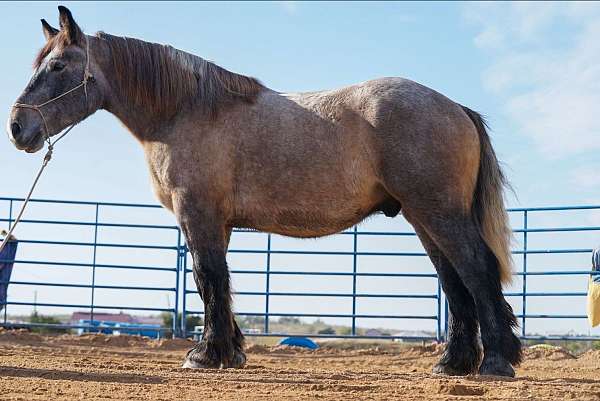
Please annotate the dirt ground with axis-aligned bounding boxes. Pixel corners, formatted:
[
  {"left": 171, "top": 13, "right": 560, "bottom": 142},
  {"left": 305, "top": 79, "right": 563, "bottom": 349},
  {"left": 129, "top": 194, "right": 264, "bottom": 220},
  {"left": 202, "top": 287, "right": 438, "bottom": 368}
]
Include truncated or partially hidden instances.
[{"left": 0, "top": 330, "right": 599, "bottom": 400}]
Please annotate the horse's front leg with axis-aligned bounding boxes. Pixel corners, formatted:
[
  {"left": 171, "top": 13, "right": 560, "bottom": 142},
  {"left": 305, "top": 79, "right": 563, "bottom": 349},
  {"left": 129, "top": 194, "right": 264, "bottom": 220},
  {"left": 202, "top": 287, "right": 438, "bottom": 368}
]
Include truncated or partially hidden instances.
[{"left": 174, "top": 195, "right": 245, "bottom": 369}]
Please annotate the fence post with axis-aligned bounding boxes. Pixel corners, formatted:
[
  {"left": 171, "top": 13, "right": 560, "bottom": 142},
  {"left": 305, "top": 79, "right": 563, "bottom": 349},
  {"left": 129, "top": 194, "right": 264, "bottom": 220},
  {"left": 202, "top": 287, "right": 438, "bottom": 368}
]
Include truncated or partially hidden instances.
[
  {"left": 263, "top": 234, "right": 272, "bottom": 334},
  {"left": 173, "top": 229, "right": 182, "bottom": 338},
  {"left": 90, "top": 204, "right": 99, "bottom": 327},
  {"left": 436, "top": 281, "right": 442, "bottom": 342},
  {"left": 4, "top": 200, "right": 13, "bottom": 325},
  {"left": 444, "top": 298, "right": 449, "bottom": 342},
  {"left": 522, "top": 210, "right": 528, "bottom": 338},
  {"left": 351, "top": 226, "right": 358, "bottom": 336},
  {"left": 8, "top": 200, "right": 13, "bottom": 230},
  {"left": 181, "top": 244, "right": 188, "bottom": 337}
]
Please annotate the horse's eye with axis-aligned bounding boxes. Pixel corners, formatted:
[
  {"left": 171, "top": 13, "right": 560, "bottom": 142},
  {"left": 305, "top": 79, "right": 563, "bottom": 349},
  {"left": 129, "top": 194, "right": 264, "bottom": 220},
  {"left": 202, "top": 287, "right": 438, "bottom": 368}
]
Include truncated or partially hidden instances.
[{"left": 50, "top": 61, "right": 65, "bottom": 72}]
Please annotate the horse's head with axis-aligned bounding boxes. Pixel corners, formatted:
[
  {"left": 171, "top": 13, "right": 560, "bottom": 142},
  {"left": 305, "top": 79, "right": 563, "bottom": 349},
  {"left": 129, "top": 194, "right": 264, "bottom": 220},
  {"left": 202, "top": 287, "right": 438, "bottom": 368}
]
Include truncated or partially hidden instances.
[{"left": 7, "top": 6, "right": 104, "bottom": 153}]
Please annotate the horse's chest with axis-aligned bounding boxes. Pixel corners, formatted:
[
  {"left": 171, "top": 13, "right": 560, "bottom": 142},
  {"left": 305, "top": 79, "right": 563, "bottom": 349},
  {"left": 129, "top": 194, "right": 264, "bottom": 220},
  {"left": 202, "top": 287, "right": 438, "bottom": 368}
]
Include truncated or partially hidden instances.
[
  {"left": 144, "top": 146, "right": 174, "bottom": 211},
  {"left": 148, "top": 169, "right": 173, "bottom": 210}
]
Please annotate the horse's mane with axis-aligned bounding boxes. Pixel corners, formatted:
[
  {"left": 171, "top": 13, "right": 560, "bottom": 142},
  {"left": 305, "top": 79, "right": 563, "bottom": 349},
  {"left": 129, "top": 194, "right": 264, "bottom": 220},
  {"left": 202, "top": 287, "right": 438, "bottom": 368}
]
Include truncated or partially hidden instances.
[{"left": 95, "top": 32, "right": 264, "bottom": 119}]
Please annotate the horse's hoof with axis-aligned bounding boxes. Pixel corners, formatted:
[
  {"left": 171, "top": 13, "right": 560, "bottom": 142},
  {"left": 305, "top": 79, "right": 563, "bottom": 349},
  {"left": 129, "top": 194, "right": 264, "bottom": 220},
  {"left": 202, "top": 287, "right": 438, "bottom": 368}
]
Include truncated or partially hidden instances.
[
  {"left": 478, "top": 354, "right": 515, "bottom": 377},
  {"left": 181, "top": 348, "right": 246, "bottom": 369},
  {"left": 432, "top": 348, "right": 480, "bottom": 376},
  {"left": 182, "top": 358, "right": 212, "bottom": 369},
  {"left": 432, "top": 362, "right": 471, "bottom": 376},
  {"left": 231, "top": 348, "right": 247, "bottom": 368}
]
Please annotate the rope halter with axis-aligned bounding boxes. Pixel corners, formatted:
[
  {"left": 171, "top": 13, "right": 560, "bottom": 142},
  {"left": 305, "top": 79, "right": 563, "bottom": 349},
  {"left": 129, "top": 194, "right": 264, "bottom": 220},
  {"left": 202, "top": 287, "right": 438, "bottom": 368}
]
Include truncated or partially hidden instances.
[{"left": 11, "top": 37, "right": 95, "bottom": 154}]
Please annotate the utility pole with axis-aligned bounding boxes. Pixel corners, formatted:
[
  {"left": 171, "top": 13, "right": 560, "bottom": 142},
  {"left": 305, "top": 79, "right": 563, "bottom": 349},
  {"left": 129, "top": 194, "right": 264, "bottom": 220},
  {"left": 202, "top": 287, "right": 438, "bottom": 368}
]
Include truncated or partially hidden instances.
[{"left": 33, "top": 290, "right": 37, "bottom": 315}]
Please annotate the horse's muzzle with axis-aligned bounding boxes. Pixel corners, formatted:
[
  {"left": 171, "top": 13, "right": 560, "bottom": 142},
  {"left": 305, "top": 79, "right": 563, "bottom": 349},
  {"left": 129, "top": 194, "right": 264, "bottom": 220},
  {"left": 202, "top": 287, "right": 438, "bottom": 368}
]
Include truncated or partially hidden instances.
[{"left": 6, "top": 115, "right": 45, "bottom": 153}]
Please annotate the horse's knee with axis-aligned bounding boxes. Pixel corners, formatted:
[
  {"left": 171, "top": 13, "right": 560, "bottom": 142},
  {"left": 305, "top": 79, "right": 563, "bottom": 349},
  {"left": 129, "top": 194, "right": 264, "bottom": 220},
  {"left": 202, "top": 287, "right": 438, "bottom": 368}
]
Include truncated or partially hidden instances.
[{"left": 191, "top": 248, "right": 230, "bottom": 293}]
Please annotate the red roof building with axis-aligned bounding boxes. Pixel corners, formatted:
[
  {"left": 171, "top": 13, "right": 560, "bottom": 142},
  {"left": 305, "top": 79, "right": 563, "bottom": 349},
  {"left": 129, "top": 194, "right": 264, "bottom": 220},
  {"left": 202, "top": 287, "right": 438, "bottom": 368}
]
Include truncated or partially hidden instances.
[{"left": 70, "top": 311, "right": 135, "bottom": 325}]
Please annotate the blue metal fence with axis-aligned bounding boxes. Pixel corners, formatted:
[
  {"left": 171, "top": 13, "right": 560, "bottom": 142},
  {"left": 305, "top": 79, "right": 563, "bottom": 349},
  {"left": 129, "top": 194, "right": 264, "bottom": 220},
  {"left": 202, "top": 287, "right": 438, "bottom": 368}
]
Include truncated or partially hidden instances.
[
  {"left": 507, "top": 205, "right": 600, "bottom": 341},
  {"left": 1, "top": 196, "right": 599, "bottom": 341},
  {"left": 0, "top": 197, "right": 181, "bottom": 336},
  {"left": 182, "top": 226, "right": 443, "bottom": 341}
]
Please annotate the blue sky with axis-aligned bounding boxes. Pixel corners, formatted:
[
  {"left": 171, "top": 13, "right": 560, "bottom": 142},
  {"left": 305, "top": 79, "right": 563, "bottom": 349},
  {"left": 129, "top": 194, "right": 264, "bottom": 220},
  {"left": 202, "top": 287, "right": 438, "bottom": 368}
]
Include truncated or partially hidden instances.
[{"left": 1, "top": 2, "right": 599, "bottom": 336}]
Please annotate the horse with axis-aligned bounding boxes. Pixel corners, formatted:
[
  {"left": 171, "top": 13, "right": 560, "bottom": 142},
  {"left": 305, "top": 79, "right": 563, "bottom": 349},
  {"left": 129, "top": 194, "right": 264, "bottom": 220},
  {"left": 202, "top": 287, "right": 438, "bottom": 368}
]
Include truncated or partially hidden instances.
[{"left": 7, "top": 6, "right": 521, "bottom": 376}]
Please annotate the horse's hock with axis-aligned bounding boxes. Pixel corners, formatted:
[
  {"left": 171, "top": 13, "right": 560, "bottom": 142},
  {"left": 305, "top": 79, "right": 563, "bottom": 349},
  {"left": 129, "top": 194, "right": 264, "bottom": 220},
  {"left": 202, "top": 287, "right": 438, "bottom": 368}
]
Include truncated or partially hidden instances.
[{"left": 0, "top": 331, "right": 599, "bottom": 401}]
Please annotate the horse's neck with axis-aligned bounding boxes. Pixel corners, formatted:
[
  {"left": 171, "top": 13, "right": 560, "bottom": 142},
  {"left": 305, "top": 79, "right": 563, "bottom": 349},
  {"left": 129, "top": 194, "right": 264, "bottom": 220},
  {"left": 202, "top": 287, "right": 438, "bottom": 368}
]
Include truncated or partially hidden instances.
[
  {"left": 94, "top": 55, "right": 153, "bottom": 139},
  {"left": 99, "top": 50, "right": 261, "bottom": 141},
  {"left": 101, "top": 72, "right": 172, "bottom": 141},
  {"left": 105, "top": 98, "right": 161, "bottom": 141}
]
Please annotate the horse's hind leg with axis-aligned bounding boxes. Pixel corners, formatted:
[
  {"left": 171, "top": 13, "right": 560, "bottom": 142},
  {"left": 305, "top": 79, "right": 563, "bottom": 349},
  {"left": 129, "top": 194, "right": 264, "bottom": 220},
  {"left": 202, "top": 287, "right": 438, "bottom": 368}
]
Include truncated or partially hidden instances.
[
  {"left": 174, "top": 194, "right": 245, "bottom": 369},
  {"left": 408, "top": 211, "right": 521, "bottom": 377},
  {"left": 410, "top": 222, "right": 481, "bottom": 375}
]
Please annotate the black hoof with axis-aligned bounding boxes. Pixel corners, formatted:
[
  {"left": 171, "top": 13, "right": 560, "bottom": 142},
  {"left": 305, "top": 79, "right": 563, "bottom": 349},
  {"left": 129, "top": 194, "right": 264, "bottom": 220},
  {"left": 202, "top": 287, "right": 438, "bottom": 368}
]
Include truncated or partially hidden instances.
[
  {"left": 478, "top": 353, "right": 515, "bottom": 377},
  {"left": 432, "top": 361, "right": 472, "bottom": 376},
  {"left": 231, "top": 348, "right": 247, "bottom": 368},
  {"left": 432, "top": 345, "right": 480, "bottom": 376},
  {"left": 182, "top": 342, "right": 246, "bottom": 369},
  {"left": 432, "top": 354, "right": 479, "bottom": 376}
]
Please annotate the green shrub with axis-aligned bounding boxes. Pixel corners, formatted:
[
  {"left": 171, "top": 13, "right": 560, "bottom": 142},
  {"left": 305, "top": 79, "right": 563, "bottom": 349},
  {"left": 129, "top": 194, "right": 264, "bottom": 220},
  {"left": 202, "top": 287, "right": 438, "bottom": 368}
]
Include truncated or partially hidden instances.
[
  {"left": 29, "top": 312, "right": 68, "bottom": 334},
  {"left": 338, "top": 327, "right": 352, "bottom": 335},
  {"left": 278, "top": 316, "right": 301, "bottom": 325},
  {"left": 161, "top": 312, "right": 203, "bottom": 335},
  {"left": 237, "top": 316, "right": 265, "bottom": 328},
  {"left": 317, "top": 327, "right": 336, "bottom": 335}
]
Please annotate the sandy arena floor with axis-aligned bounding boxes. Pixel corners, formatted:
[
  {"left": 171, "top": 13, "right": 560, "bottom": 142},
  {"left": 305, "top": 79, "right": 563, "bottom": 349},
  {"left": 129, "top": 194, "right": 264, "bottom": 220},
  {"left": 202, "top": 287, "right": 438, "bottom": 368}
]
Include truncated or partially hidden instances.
[{"left": 0, "top": 330, "right": 599, "bottom": 400}]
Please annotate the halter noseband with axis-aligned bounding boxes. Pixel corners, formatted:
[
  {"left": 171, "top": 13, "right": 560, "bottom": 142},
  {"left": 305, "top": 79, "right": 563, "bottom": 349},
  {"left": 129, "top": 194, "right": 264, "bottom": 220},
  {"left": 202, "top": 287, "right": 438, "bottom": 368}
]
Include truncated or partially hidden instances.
[{"left": 12, "top": 38, "right": 95, "bottom": 150}]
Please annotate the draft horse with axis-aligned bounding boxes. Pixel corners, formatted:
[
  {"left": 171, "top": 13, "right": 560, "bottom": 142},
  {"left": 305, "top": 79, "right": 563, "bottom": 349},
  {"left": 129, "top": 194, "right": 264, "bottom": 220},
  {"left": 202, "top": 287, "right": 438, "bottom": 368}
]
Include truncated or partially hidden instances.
[{"left": 7, "top": 6, "right": 521, "bottom": 376}]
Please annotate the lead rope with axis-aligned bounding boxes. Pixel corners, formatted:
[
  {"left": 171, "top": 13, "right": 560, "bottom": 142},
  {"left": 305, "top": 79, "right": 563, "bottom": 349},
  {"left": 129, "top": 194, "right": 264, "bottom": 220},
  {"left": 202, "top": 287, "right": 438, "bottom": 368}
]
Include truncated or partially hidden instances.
[{"left": 0, "top": 39, "right": 93, "bottom": 254}]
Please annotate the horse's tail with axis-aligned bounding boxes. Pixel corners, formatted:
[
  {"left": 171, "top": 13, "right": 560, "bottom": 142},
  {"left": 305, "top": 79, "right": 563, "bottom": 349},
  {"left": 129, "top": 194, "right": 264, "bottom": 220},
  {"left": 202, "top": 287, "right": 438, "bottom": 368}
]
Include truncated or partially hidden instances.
[{"left": 462, "top": 106, "right": 513, "bottom": 286}]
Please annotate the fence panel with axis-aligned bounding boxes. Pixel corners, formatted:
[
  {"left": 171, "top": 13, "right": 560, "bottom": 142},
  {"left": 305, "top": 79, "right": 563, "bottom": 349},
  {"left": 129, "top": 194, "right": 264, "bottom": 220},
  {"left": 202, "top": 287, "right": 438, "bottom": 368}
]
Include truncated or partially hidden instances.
[
  {"left": 508, "top": 206, "right": 600, "bottom": 340},
  {"left": 0, "top": 197, "right": 180, "bottom": 336},
  {"left": 182, "top": 222, "right": 446, "bottom": 342},
  {"left": 1, "top": 197, "right": 599, "bottom": 341}
]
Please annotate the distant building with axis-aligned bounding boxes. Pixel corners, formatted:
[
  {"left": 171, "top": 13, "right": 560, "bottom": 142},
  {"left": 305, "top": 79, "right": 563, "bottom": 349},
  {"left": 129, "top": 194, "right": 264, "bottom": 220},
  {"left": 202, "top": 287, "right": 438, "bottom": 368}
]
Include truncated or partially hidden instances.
[
  {"left": 392, "top": 330, "right": 435, "bottom": 342},
  {"left": 70, "top": 311, "right": 135, "bottom": 326},
  {"left": 365, "top": 329, "right": 382, "bottom": 337},
  {"left": 70, "top": 311, "right": 163, "bottom": 339},
  {"left": 135, "top": 316, "right": 163, "bottom": 325}
]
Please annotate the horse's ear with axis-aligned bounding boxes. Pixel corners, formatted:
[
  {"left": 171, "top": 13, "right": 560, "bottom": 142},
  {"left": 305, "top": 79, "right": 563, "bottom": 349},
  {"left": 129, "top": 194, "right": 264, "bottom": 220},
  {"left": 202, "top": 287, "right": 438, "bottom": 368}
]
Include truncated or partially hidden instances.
[
  {"left": 57, "top": 5, "right": 83, "bottom": 44},
  {"left": 41, "top": 19, "right": 59, "bottom": 41}
]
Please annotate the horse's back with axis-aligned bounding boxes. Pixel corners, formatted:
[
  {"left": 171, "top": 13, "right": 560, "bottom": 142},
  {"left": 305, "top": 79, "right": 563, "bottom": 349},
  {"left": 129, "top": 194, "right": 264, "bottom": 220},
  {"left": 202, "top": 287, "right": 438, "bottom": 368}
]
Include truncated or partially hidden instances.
[{"left": 286, "top": 76, "right": 476, "bottom": 151}]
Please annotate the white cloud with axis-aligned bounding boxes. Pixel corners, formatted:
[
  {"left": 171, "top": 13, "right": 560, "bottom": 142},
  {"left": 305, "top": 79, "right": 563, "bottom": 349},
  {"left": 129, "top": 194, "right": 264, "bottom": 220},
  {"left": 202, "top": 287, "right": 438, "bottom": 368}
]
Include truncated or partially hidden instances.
[
  {"left": 473, "top": 26, "right": 504, "bottom": 50},
  {"left": 465, "top": 2, "right": 600, "bottom": 159},
  {"left": 570, "top": 165, "right": 600, "bottom": 190},
  {"left": 277, "top": 1, "right": 299, "bottom": 15}
]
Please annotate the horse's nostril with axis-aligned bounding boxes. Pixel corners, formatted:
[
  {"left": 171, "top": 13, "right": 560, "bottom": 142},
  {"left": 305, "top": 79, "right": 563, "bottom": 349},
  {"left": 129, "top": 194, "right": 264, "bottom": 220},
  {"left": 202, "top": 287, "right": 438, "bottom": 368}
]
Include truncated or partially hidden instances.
[{"left": 10, "top": 122, "right": 22, "bottom": 137}]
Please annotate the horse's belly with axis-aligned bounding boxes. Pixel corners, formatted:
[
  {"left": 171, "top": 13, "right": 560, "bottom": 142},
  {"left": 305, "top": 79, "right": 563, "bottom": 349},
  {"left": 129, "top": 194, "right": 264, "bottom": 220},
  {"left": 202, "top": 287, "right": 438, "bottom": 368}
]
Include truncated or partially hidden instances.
[
  {"left": 232, "top": 194, "right": 388, "bottom": 238},
  {"left": 231, "top": 156, "right": 389, "bottom": 237},
  {"left": 246, "top": 211, "right": 368, "bottom": 238}
]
